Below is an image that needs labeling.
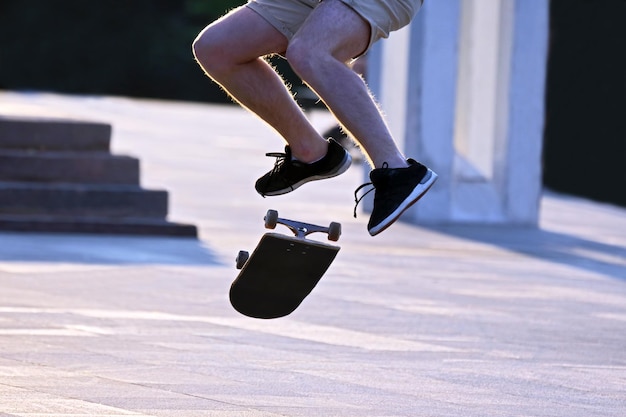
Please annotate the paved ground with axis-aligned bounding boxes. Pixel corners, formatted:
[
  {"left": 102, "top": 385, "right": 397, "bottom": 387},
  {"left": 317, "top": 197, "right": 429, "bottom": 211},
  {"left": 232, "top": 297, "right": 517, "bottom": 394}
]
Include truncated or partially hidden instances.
[{"left": 0, "top": 92, "right": 624, "bottom": 417}]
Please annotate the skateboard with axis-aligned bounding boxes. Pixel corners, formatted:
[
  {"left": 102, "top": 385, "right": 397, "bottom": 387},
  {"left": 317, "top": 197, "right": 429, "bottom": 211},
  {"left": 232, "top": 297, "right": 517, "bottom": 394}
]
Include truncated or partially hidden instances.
[{"left": 230, "top": 209, "right": 341, "bottom": 319}]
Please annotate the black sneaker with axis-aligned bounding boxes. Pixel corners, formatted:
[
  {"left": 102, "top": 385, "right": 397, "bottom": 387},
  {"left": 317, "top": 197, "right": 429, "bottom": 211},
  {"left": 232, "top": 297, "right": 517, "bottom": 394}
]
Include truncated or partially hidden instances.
[
  {"left": 354, "top": 159, "right": 437, "bottom": 236},
  {"left": 255, "top": 139, "right": 352, "bottom": 197}
]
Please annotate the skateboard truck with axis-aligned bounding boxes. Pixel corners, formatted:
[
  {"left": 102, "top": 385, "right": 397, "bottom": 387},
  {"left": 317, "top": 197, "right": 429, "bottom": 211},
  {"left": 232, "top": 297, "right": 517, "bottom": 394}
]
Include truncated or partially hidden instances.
[
  {"left": 264, "top": 209, "right": 341, "bottom": 241},
  {"left": 236, "top": 209, "right": 341, "bottom": 270}
]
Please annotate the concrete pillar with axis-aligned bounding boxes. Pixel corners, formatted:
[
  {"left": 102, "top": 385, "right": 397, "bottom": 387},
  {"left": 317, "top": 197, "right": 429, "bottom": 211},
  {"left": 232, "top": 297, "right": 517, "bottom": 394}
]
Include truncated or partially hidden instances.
[{"left": 368, "top": 0, "right": 549, "bottom": 226}]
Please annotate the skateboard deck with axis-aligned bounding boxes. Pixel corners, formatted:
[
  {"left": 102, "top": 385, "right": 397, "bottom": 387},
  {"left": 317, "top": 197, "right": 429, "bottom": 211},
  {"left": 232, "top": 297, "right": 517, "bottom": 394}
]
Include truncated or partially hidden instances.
[{"left": 230, "top": 210, "right": 341, "bottom": 319}]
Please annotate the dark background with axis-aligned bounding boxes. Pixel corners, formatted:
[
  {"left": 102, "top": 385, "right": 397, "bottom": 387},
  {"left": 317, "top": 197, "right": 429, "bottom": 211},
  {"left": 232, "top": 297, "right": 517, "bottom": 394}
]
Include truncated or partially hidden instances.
[
  {"left": 1, "top": 0, "right": 624, "bottom": 207},
  {"left": 0, "top": 0, "right": 252, "bottom": 102},
  {"left": 543, "top": 0, "right": 626, "bottom": 207}
]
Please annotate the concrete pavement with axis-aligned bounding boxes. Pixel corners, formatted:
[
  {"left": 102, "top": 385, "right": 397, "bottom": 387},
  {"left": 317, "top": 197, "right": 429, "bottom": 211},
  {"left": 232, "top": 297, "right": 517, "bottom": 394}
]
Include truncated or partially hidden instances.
[{"left": 0, "top": 92, "right": 624, "bottom": 416}]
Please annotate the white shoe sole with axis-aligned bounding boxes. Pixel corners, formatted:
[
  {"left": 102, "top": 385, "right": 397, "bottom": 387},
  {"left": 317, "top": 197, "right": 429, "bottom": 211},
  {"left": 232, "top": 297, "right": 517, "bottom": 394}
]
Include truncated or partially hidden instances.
[{"left": 368, "top": 169, "right": 438, "bottom": 236}]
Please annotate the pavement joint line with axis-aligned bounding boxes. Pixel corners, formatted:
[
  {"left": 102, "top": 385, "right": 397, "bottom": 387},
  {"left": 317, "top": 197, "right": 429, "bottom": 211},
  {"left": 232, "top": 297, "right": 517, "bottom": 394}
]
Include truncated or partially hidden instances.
[{"left": 0, "top": 306, "right": 457, "bottom": 352}]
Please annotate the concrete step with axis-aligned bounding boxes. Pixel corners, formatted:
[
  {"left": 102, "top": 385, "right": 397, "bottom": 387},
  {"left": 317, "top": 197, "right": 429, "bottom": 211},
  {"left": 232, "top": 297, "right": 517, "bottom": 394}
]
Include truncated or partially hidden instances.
[
  {"left": 0, "top": 150, "right": 140, "bottom": 185},
  {"left": 0, "top": 116, "right": 111, "bottom": 151},
  {"left": 0, "top": 182, "right": 168, "bottom": 218},
  {"left": 0, "top": 214, "right": 197, "bottom": 237}
]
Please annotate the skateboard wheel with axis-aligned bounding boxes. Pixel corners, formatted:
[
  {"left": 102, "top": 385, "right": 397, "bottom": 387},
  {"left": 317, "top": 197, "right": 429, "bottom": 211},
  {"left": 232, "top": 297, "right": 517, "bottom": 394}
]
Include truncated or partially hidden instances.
[
  {"left": 328, "top": 222, "right": 341, "bottom": 241},
  {"left": 264, "top": 209, "right": 278, "bottom": 229},
  {"left": 236, "top": 250, "right": 249, "bottom": 269}
]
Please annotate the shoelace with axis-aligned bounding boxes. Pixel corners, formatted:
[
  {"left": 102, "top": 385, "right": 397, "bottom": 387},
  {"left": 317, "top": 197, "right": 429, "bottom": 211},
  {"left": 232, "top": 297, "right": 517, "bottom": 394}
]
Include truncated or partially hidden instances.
[
  {"left": 266, "top": 151, "right": 293, "bottom": 184},
  {"left": 353, "top": 182, "right": 375, "bottom": 218},
  {"left": 257, "top": 152, "right": 289, "bottom": 197},
  {"left": 353, "top": 162, "right": 389, "bottom": 217},
  {"left": 266, "top": 152, "right": 288, "bottom": 175}
]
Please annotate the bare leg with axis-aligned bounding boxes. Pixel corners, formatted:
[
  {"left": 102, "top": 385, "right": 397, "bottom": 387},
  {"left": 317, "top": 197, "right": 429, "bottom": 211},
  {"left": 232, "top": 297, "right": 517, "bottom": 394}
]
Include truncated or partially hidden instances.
[
  {"left": 192, "top": 7, "right": 328, "bottom": 162},
  {"left": 285, "top": 0, "right": 408, "bottom": 169}
]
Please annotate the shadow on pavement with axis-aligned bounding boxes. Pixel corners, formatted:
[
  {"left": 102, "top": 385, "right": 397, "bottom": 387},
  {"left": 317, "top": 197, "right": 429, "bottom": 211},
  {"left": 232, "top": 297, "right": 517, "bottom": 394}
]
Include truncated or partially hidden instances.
[
  {"left": 0, "top": 232, "right": 220, "bottom": 266},
  {"left": 426, "top": 224, "right": 626, "bottom": 282}
]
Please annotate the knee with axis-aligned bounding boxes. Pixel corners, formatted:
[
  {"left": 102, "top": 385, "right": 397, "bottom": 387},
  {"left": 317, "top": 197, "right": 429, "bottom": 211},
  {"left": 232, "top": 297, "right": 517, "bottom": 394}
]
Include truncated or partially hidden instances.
[
  {"left": 192, "top": 28, "right": 232, "bottom": 77},
  {"left": 191, "top": 30, "right": 215, "bottom": 72},
  {"left": 285, "top": 39, "right": 319, "bottom": 81}
]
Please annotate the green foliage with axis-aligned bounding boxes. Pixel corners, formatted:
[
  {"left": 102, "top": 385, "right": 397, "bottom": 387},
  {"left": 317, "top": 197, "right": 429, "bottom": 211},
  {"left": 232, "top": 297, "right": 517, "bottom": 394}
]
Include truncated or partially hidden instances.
[{"left": 0, "top": 0, "right": 247, "bottom": 102}]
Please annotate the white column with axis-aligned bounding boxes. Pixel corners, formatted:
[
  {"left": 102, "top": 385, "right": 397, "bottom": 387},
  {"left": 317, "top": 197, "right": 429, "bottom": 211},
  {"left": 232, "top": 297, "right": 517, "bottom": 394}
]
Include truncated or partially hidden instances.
[
  {"left": 368, "top": 0, "right": 549, "bottom": 226},
  {"left": 500, "top": 0, "right": 549, "bottom": 224}
]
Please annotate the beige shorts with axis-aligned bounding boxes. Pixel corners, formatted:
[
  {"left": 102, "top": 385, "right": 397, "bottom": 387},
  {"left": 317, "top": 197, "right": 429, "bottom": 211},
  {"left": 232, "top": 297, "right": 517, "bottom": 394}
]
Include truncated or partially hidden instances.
[{"left": 246, "top": 0, "right": 423, "bottom": 53}]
